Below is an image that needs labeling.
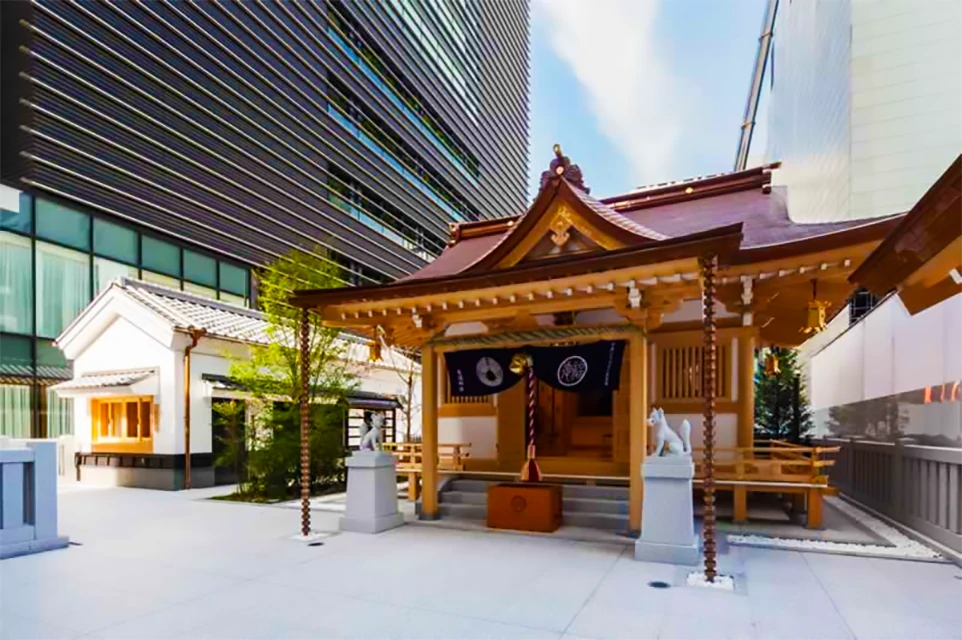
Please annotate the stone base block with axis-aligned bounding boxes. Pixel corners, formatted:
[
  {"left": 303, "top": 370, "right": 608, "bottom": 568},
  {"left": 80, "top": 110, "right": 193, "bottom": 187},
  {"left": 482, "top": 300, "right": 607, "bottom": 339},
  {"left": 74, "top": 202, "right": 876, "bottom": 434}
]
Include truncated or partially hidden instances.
[
  {"left": 340, "top": 512, "right": 404, "bottom": 534},
  {"left": 0, "top": 535, "right": 70, "bottom": 560},
  {"left": 634, "top": 536, "right": 700, "bottom": 565}
]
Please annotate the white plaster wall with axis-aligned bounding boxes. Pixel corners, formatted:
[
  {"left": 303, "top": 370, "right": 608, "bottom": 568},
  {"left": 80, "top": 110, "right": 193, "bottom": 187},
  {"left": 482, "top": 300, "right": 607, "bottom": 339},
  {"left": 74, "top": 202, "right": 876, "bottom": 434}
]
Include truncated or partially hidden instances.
[
  {"left": 438, "top": 416, "right": 497, "bottom": 459},
  {"left": 71, "top": 317, "right": 179, "bottom": 454},
  {"left": 662, "top": 412, "right": 738, "bottom": 461},
  {"left": 810, "top": 293, "right": 962, "bottom": 410},
  {"left": 186, "top": 342, "right": 241, "bottom": 456}
]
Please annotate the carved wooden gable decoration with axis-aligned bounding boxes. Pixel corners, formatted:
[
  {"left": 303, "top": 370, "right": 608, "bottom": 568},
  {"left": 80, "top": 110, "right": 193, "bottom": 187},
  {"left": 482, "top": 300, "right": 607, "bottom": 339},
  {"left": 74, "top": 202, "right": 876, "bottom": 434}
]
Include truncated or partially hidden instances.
[{"left": 466, "top": 147, "right": 668, "bottom": 273}]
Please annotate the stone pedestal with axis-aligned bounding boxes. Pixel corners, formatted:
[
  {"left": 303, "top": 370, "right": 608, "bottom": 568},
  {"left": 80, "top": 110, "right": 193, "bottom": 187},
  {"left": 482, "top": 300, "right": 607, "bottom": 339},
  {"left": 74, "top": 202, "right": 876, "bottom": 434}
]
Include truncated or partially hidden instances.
[
  {"left": 634, "top": 454, "right": 699, "bottom": 565},
  {"left": 339, "top": 451, "right": 404, "bottom": 534}
]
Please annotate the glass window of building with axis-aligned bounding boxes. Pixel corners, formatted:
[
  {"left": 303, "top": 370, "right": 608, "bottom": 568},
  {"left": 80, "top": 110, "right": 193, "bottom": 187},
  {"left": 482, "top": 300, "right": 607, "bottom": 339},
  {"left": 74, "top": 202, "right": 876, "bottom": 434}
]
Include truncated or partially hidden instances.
[
  {"left": 219, "top": 262, "right": 248, "bottom": 296},
  {"left": 46, "top": 388, "right": 73, "bottom": 438},
  {"left": 142, "top": 270, "right": 181, "bottom": 289},
  {"left": 0, "top": 384, "right": 32, "bottom": 438},
  {"left": 36, "top": 199, "right": 91, "bottom": 251},
  {"left": 0, "top": 334, "right": 34, "bottom": 438},
  {"left": 184, "top": 250, "right": 217, "bottom": 287},
  {"left": 36, "top": 241, "right": 91, "bottom": 338},
  {"left": 94, "top": 257, "right": 138, "bottom": 294},
  {"left": 93, "top": 218, "right": 138, "bottom": 264},
  {"left": 183, "top": 281, "right": 217, "bottom": 300},
  {"left": 0, "top": 193, "right": 32, "bottom": 233},
  {"left": 142, "top": 236, "right": 181, "bottom": 277},
  {"left": 0, "top": 232, "right": 34, "bottom": 334}
]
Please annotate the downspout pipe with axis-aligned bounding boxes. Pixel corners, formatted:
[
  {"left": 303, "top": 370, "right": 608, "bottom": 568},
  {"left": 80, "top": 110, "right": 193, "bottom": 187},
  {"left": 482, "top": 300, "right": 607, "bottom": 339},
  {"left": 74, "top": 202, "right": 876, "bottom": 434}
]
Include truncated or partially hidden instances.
[{"left": 183, "top": 327, "right": 206, "bottom": 489}]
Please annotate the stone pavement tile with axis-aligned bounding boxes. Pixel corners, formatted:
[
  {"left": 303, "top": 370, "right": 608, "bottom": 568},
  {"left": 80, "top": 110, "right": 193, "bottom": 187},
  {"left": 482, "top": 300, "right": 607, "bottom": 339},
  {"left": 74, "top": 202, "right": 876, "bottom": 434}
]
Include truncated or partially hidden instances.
[
  {"left": 656, "top": 614, "right": 755, "bottom": 640},
  {"left": 563, "top": 602, "right": 664, "bottom": 640},
  {"left": 0, "top": 612, "right": 85, "bottom": 640},
  {"left": 751, "top": 618, "right": 854, "bottom": 640},
  {"left": 839, "top": 608, "right": 960, "bottom": 640},
  {"left": 0, "top": 575, "right": 172, "bottom": 637}
]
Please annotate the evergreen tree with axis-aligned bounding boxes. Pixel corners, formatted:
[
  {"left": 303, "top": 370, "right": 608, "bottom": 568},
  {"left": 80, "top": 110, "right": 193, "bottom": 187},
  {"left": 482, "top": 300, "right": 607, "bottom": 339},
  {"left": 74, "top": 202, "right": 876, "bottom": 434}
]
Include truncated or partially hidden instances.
[{"left": 754, "top": 348, "right": 813, "bottom": 442}]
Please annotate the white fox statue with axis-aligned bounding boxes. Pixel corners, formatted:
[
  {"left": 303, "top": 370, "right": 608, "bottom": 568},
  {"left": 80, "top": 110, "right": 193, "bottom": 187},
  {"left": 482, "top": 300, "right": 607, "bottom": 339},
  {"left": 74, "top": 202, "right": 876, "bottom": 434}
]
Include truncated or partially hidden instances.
[{"left": 647, "top": 407, "right": 692, "bottom": 457}]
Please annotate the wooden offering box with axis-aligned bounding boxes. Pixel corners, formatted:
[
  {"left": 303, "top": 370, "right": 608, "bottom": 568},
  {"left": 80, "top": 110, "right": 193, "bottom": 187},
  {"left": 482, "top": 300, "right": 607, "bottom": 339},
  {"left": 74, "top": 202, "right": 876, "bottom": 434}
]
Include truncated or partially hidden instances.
[{"left": 487, "top": 483, "right": 562, "bottom": 533}]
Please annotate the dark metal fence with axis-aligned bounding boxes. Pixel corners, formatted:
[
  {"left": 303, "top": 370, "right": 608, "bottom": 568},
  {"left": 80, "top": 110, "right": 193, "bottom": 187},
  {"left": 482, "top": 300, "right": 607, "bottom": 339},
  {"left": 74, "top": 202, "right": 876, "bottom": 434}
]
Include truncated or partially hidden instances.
[{"left": 816, "top": 437, "right": 962, "bottom": 553}]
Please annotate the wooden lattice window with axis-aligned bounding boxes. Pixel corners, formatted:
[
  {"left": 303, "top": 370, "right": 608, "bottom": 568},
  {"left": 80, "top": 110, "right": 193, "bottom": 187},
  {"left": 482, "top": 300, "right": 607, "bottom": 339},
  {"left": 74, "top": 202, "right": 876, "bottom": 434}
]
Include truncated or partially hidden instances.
[
  {"left": 657, "top": 344, "right": 730, "bottom": 401},
  {"left": 90, "top": 396, "right": 155, "bottom": 452}
]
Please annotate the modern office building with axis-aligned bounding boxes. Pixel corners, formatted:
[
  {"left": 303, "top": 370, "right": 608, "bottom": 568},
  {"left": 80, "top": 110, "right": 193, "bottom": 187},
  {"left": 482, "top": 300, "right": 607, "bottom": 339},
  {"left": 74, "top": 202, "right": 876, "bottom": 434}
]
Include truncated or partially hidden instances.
[
  {"left": 0, "top": 0, "right": 530, "bottom": 437},
  {"left": 737, "top": 0, "right": 961, "bottom": 224}
]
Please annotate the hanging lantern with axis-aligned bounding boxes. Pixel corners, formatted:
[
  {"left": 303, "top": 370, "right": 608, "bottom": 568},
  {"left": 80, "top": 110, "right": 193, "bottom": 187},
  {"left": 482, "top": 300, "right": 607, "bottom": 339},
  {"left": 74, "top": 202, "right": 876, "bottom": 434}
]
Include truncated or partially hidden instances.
[
  {"left": 764, "top": 348, "right": 780, "bottom": 377},
  {"left": 801, "top": 280, "right": 829, "bottom": 335},
  {"left": 368, "top": 340, "right": 382, "bottom": 362},
  {"left": 510, "top": 351, "right": 541, "bottom": 483}
]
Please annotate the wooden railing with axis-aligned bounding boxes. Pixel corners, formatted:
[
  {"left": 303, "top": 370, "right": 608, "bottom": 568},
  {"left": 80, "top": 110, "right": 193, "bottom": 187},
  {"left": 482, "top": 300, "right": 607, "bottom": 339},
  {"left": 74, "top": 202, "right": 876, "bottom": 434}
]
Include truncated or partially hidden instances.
[
  {"left": 382, "top": 442, "right": 472, "bottom": 500},
  {"left": 690, "top": 440, "right": 841, "bottom": 528}
]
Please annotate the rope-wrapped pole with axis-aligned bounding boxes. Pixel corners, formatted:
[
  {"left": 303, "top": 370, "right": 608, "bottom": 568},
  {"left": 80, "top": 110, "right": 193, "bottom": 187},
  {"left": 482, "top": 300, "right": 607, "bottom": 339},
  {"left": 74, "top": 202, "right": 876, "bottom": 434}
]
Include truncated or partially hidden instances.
[
  {"left": 699, "top": 254, "right": 718, "bottom": 582},
  {"left": 299, "top": 307, "right": 311, "bottom": 538},
  {"left": 518, "top": 356, "right": 541, "bottom": 482}
]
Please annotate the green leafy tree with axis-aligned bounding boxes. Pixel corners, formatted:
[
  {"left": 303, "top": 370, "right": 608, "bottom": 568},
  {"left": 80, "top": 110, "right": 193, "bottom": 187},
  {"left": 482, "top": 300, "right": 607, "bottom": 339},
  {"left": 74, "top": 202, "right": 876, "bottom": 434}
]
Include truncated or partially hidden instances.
[
  {"left": 754, "top": 348, "right": 813, "bottom": 442},
  {"left": 222, "top": 247, "right": 356, "bottom": 500}
]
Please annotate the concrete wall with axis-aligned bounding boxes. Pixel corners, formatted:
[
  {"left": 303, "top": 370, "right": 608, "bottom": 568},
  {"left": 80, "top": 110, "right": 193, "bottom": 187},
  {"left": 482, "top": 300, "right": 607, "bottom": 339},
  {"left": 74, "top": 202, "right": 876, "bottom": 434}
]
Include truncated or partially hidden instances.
[
  {"left": 849, "top": 0, "right": 962, "bottom": 220},
  {"left": 764, "top": 0, "right": 962, "bottom": 222},
  {"left": 768, "top": 0, "right": 852, "bottom": 223}
]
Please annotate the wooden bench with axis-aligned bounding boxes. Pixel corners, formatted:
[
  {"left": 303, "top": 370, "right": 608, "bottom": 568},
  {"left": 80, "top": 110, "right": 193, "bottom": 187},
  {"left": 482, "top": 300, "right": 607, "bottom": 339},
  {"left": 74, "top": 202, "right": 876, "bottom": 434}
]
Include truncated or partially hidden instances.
[
  {"left": 381, "top": 442, "right": 471, "bottom": 500},
  {"left": 691, "top": 441, "right": 840, "bottom": 528}
]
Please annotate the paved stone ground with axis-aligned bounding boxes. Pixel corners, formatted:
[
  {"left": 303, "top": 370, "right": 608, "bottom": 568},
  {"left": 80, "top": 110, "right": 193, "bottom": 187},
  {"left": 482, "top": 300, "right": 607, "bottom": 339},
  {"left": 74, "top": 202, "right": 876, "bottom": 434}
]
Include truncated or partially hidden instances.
[{"left": 1, "top": 485, "right": 960, "bottom": 640}]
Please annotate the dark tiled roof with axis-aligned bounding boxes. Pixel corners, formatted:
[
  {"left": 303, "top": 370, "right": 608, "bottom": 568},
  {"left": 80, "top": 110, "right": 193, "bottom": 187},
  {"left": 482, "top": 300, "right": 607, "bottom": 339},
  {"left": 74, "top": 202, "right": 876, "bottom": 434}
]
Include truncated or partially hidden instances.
[
  {"left": 568, "top": 185, "right": 667, "bottom": 241},
  {"left": 401, "top": 233, "right": 505, "bottom": 281},
  {"left": 620, "top": 187, "right": 882, "bottom": 249}
]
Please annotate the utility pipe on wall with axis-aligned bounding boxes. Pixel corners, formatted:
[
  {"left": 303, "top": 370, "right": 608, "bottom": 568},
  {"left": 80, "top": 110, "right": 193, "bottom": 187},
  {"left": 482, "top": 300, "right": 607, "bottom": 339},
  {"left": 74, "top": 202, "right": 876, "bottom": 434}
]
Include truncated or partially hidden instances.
[{"left": 183, "top": 327, "right": 206, "bottom": 490}]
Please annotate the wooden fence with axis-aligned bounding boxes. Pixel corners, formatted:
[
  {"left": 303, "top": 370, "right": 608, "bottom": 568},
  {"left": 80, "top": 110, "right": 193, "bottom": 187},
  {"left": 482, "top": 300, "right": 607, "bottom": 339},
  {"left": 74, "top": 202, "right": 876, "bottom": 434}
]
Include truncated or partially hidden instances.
[{"left": 815, "top": 437, "right": 962, "bottom": 553}]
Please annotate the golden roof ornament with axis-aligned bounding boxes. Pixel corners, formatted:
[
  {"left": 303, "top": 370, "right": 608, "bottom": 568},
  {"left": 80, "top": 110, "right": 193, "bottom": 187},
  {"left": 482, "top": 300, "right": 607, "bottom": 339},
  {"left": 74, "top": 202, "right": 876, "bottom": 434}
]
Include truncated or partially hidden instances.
[
  {"left": 540, "top": 144, "right": 589, "bottom": 193},
  {"left": 764, "top": 348, "right": 780, "bottom": 377}
]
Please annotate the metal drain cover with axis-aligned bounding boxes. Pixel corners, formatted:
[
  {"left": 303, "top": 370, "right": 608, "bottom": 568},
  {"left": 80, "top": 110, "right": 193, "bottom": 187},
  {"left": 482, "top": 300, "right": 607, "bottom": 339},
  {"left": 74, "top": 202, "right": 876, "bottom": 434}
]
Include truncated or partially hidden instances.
[
  {"left": 648, "top": 580, "right": 671, "bottom": 589},
  {"left": 307, "top": 541, "right": 325, "bottom": 547}
]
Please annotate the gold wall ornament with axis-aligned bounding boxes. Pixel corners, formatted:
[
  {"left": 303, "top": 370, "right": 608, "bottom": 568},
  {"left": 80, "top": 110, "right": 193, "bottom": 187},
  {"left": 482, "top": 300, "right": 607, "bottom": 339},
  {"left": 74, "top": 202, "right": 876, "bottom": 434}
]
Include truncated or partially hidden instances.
[
  {"left": 368, "top": 340, "right": 382, "bottom": 362},
  {"left": 548, "top": 208, "right": 574, "bottom": 247}
]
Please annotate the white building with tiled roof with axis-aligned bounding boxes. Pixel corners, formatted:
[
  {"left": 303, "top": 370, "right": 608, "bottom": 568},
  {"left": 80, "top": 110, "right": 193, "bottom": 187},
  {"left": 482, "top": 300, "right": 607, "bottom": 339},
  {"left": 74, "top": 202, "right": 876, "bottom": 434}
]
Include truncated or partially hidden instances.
[{"left": 51, "top": 278, "right": 420, "bottom": 490}]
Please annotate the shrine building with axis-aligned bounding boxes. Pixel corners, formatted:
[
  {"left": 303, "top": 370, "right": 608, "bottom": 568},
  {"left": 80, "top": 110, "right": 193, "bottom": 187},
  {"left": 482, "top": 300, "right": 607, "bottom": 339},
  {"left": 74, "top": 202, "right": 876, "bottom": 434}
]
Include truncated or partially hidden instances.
[{"left": 290, "top": 148, "right": 901, "bottom": 535}]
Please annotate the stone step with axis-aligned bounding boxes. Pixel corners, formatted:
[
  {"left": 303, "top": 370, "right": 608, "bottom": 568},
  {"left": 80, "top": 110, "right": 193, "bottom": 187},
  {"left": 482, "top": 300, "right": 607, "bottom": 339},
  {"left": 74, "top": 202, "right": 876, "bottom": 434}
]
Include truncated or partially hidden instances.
[
  {"left": 448, "top": 479, "right": 495, "bottom": 493},
  {"left": 563, "top": 497, "right": 628, "bottom": 515},
  {"left": 439, "top": 490, "right": 486, "bottom": 506},
  {"left": 561, "top": 485, "right": 629, "bottom": 501},
  {"left": 563, "top": 511, "right": 629, "bottom": 531},
  {"left": 439, "top": 502, "right": 486, "bottom": 521}
]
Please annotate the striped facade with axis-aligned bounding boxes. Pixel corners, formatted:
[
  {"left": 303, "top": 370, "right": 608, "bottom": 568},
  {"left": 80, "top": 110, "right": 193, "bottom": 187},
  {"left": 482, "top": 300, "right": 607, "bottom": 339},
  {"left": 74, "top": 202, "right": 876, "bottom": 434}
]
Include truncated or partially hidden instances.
[{"left": 2, "top": 0, "right": 530, "bottom": 285}]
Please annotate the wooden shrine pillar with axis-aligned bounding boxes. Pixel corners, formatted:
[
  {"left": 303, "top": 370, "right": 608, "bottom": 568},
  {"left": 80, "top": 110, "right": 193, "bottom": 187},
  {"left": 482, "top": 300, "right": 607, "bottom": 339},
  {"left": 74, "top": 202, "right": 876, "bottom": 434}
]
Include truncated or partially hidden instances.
[
  {"left": 628, "top": 332, "right": 648, "bottom": 536},
  {"left": 737, "top": 333, "right": 756, "bottom": 449},
  {"left": 420, "top": 344, "right": 440, "bottom": 520}
]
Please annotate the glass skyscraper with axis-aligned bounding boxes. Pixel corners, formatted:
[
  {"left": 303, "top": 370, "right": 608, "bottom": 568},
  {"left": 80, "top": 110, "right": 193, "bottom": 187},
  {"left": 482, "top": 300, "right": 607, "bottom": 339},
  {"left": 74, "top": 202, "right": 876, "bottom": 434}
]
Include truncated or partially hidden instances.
[{"left": 0, "top": 0, "right": 530, "bottom": 437}]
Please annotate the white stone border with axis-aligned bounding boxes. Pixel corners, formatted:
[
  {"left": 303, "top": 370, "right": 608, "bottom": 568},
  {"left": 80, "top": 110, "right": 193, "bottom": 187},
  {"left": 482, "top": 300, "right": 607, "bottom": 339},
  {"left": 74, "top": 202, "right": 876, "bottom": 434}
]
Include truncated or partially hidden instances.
[
  {"left": 686, "top": 572, "right": 735, "bottom": 591},
  {"left": 727, "top": 497, "right": 942, "bottom": 561}
]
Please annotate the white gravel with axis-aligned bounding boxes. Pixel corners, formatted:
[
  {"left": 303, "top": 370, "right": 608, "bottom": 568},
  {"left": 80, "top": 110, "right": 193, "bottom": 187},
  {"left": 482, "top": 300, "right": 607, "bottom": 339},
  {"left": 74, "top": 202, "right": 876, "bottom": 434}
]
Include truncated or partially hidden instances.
[
  {"left": 727, "top": 497, "right": 942, "bottom": 560},
  {"left": 686, "top": 572, "right": 736, "bottom": 590}
]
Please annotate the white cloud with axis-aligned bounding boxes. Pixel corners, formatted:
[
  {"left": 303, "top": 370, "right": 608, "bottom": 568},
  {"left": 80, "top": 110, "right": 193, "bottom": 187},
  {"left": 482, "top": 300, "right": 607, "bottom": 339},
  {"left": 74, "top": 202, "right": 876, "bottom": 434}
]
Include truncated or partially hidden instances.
[{"left": 538, "top": 0, "right": 687, "bottom": 186}]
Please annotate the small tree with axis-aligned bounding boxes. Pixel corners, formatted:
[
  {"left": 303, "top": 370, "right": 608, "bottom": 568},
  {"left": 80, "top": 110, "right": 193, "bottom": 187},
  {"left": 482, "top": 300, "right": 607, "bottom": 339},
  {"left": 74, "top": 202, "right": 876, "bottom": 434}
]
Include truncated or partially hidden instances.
[
  {"left": 225, "top": 247, "right": 356, "bottom": 500},
  {"left": 754, "top": 348, "right": 813, "bottom": 442}
]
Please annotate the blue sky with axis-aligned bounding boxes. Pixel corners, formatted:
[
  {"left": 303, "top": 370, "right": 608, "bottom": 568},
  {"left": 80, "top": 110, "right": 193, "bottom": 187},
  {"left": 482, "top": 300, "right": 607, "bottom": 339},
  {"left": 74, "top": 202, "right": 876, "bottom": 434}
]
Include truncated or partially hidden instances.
[{"left": 528, "top": 0, "right": 767, "bottom": 199}]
